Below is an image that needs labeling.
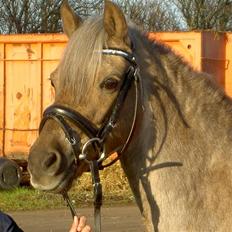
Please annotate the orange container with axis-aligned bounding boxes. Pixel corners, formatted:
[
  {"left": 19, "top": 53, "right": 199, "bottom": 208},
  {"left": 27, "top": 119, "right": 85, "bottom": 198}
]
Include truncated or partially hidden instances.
[
  {"left": 148, "top": 31, "right": 227, "bottom": 88},
  {"left": 225, "top": 33, "right": 232, "bottom": 96},
  {"left": 0, "top": 32, "right": 231, "bottom": 160},
  {"left": 0, "top": 34, "right": 67, "bottom": 159}
]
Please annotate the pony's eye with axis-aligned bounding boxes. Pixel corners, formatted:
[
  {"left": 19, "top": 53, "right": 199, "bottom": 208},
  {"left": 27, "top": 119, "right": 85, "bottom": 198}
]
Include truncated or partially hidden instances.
[{"left": 100, "top": 78, "right": 119, "bottom": 90}]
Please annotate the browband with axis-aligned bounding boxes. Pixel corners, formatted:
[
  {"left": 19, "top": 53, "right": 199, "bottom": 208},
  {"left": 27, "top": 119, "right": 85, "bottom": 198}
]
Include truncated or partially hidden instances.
[{"left": 102, "top": 49, "right": 136, "bottom": 66}]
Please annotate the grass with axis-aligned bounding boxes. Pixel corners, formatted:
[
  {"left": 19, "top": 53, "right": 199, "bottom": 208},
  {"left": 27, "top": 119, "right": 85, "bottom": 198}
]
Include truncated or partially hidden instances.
[
  {"left": 0, "top": 162, "right": 135, "bottom": 212},
  {"left": 0, "top": 187, "right": 64, "bottom": 211}
]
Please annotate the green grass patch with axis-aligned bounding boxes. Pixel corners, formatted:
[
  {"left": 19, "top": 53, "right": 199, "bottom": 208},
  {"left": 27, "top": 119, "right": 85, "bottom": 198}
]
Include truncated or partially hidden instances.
[
  {"left": 0, "top": 162, "right": 135, "bottom": 212},
  {"left": 0, "top": 187, "right": 64, "bottom": 211}
]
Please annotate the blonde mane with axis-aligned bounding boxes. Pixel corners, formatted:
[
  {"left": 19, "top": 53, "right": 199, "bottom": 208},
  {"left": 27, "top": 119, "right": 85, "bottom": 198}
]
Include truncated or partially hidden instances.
[{"left": 58, "top": 16, "right": 106, "bottom": 103}]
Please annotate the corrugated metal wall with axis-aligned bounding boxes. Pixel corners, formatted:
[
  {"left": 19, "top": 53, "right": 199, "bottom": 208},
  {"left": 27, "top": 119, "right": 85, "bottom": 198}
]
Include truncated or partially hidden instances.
[{"left": 0, "top": 32, "right": 231, "bottom": 159}]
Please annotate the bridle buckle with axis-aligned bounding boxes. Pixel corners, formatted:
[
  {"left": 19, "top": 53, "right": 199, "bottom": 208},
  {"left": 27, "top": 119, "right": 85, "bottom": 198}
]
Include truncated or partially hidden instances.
[{"left": 79, "top": 138, "right": 106, "bottom": 163}]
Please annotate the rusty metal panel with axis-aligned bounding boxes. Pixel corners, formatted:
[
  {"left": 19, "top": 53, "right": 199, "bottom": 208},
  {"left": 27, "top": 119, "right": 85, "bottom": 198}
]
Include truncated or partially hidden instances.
[
  {"left": 201, "top": 32, "right": 226, "bottom": 88},
  {"left": 0, "top": 43, "right": 4, "bottom": 156},
  {"left": 5, "top": 43, "right": 41, "bottom": 60},
  {"left": 5, "top": 59, "right": 41, "bottom": 129},
  {"left": 225, "top": 33, "right": 232, "bottom": 97},
  {"left": 148, "top": 32, "right": 228, "bottom": 92},
  {"left": 4, "top": 43, "right": 42, "bottom": 158},
  {"left": 4, "top": 131, "right": 38, "bottom": 159},
  {"left": 0, "top": 34, "right": 68, "bottom": 158},
  {"left": 43, "top": 42, "right": 66, "bottom": 60},
  {"left": 42, "top": 42, "right": 66, "bottom": 110},
  {"left": 148, "top": 32, "right": 202, "bottom": 70},
  {"left": 0, "top": 33, "right": 68, "bottom": 44},
  {"left": 42, "top": 61, "right": 57, "bottom": 110}
]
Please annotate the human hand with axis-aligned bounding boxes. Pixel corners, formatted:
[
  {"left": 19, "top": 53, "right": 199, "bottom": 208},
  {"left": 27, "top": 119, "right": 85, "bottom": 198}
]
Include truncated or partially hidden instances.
[{"left": 69, "top": 216, "right": 91, "bottom": 232}]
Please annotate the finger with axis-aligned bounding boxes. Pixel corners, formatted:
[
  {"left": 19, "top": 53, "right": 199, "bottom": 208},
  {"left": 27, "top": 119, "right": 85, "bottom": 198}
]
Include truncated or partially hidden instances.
[
  {"left": 82, "top": 225, "right": 92, "bottom": 232},
  {"left": 69, "top": 216, "right": 78, "bottom": 232},
  {"left": 77, "top": 216, "right": 87, "bottom": 231}
]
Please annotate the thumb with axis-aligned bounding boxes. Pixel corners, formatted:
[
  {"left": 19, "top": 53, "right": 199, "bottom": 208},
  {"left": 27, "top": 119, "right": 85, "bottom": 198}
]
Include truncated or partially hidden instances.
[{"left": 69, "top": 216, "right": 79, "bottom": 232}]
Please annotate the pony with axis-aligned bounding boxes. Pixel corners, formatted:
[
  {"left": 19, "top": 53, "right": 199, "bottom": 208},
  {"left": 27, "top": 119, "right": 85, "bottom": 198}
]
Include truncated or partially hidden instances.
[{"left": 28, "top": 0, "right": 232, "bottom": 231}]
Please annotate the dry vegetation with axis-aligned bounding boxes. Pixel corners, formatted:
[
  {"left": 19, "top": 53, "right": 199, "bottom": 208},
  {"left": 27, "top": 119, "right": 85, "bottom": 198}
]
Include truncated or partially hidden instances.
[{"left": 70, "top": 161, "right": 133, "bottom": 206}]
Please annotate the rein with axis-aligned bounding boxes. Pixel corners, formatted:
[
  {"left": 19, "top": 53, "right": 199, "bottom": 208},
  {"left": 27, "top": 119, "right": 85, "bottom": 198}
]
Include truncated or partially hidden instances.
[{"left": 39, "top": 48, "right": 139, "bottom": 232}]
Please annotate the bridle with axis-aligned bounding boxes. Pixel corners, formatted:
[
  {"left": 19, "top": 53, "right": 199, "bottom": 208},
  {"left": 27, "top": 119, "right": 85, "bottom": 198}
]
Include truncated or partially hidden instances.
[
  {"left": 39, "top": 48, "right": 140, "bottom": 232},
  {"left": 40, "top": 48, "right": 139, "bottom": 231}
]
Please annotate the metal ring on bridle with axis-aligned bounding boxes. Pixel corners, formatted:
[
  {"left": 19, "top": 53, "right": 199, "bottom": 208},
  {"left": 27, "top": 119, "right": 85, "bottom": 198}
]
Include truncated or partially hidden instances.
[{"left": 79, "top": 138, "right": 105, "bottom": 163}]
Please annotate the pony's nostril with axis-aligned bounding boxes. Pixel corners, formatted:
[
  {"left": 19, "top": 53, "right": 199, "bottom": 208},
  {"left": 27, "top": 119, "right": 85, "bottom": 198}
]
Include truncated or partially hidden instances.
[{"left": 43, "top": 152, "right": 57, "bottom": 169}]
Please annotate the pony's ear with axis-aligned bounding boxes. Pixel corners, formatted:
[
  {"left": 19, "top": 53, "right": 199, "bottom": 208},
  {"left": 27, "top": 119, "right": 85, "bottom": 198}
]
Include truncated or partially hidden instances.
[
  {"left": 60, "top": 0, "right": 82, "bottom": 38},
  {"left": 104, "top": 0, "right": 129, "bottom": 46}
]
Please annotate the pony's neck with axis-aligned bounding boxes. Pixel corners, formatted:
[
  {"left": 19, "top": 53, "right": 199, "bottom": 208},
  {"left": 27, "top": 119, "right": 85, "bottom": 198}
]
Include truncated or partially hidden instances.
[{"left": 122, "top": 30, "right": 232, "bottom": 231}]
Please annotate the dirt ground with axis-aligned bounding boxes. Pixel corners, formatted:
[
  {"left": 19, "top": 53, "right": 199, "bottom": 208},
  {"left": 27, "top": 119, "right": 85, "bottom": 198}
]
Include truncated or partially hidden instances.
[{"left": 9, "top": 205, "right": 145, "bottom": 232}]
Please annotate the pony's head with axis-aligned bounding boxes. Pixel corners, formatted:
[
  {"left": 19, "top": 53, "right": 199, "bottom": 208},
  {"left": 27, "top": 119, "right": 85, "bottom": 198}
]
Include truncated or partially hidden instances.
[{"left": 28, "top": 0, "right": 137, "bottom": 193}]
